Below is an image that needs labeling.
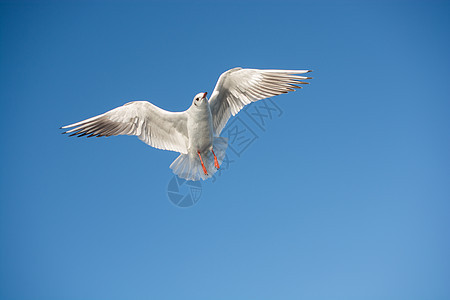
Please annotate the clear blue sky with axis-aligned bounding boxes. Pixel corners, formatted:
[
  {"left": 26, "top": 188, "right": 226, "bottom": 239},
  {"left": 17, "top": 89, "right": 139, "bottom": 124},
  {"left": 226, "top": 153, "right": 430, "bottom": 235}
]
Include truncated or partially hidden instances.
[{"left": 1, "top": 1, "right": 449, "bottom": 299}]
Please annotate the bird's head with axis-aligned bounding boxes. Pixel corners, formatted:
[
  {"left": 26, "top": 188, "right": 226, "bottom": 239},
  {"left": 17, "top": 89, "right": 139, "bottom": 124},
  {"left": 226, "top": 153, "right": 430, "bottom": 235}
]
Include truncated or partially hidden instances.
[{"left": 192, "top": 92, "right": 208, "bottom": 107}]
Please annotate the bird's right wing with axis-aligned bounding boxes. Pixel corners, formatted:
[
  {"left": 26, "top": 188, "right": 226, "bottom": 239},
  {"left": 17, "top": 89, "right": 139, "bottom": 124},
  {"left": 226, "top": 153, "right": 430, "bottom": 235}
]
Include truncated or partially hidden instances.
[{"left": 61, "top": 101, "right": 189, "bottom": 154}]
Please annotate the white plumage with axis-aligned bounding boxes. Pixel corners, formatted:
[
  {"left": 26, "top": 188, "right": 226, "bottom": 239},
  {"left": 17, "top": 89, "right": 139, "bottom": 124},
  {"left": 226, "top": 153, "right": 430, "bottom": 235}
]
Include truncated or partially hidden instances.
[{"left": 61, "top": 67, "right": 312, "bottom": 180}]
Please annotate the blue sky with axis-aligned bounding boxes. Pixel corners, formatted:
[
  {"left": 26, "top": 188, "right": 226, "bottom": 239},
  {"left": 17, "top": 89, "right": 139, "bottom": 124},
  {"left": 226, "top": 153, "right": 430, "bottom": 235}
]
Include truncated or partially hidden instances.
[{"left": 1, "top": 0, "right": 449, "bottom": 299}]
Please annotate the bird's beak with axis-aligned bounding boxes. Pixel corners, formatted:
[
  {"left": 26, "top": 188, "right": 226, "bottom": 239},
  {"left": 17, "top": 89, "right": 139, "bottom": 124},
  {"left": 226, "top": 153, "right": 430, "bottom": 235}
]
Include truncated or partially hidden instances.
[{"left": 202, "top": 92, "right": 207, "bottom": 99}]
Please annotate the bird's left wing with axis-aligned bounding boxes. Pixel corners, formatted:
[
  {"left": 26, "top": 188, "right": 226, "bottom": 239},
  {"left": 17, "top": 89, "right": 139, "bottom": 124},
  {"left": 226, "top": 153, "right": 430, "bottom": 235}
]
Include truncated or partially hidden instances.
[
  {"left": 208, "top": 68, "right": 312, "bottom": 135},
  {"left": 61, "top": 101, "right": 189, "bottom": 154}
]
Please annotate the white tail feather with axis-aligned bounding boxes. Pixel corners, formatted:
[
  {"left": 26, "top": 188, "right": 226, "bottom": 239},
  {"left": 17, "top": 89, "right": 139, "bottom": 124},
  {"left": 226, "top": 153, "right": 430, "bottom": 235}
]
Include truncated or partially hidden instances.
[{"left": 170, "top": 137, "right": 228, "bottom": 181}]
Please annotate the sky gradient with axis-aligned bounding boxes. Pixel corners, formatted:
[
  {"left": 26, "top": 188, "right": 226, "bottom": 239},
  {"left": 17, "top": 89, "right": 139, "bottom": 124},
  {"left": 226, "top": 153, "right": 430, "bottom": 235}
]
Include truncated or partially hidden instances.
[{"left": 1, "top": 1, "right": 449, "bottom": 299}]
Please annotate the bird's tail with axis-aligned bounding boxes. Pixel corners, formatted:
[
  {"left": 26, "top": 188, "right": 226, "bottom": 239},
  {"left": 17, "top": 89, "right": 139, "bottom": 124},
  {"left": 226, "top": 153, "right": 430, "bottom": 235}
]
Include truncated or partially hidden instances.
[{"left": 170, "top": 137, "right": 228, "bottom": 181}]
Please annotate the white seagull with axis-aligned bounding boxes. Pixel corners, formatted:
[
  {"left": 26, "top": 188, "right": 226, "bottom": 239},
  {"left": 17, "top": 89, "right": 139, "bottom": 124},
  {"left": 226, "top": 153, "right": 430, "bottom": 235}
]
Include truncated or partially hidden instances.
[{"left": 61, "top": 67, "right": 312, "bottom": 181}]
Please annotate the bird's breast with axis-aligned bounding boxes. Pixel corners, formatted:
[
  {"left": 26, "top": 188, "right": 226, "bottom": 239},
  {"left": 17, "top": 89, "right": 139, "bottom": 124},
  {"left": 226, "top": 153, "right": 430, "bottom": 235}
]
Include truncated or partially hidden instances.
[{"left": 187, "top": 106, "right": 214, "bottom": 152}]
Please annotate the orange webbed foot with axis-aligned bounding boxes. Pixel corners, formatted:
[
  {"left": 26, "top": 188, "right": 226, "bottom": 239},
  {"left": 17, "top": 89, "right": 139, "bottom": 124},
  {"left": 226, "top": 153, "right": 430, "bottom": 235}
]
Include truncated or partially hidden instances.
[
  {"left": 211, "top": 149, "right": 220, "bottom": 169},
  {"left": 197, "top": 151, "right": 208, "bottom": 175}
]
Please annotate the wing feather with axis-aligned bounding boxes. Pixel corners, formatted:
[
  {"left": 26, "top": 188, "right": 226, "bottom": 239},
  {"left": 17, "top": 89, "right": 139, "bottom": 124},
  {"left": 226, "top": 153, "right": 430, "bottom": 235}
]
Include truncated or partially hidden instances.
[
  {"left": 61, "top": 101, "right": 189, "bottom": 153},
  {"left": 208, "top": 68, "right": 312, "bottom": 135}
]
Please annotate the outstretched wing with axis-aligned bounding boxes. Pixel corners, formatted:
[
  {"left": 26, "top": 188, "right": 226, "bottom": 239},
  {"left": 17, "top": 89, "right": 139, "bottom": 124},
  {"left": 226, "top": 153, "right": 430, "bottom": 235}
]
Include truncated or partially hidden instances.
[
  {"left": 208, "top": 68, "right": 312, "bottom": 135},
  {"left": 61, "top": 101, "right": 189, "bottom": 154}
]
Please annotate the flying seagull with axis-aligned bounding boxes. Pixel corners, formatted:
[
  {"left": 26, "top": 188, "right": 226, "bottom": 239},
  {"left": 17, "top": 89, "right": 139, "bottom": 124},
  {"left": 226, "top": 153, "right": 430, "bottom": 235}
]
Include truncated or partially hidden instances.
[{"left": 61, "top": 67, "right": 312, "bottom": 180}]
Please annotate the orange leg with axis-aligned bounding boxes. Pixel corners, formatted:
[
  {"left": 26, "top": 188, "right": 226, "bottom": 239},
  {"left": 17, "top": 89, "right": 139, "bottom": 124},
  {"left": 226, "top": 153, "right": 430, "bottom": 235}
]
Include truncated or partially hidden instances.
[
  {"left": 211, "top": 149, "right": 220, "bottom": 169},
  {"left": 197, "top": 151, "right": 208, "bottom": 175}
]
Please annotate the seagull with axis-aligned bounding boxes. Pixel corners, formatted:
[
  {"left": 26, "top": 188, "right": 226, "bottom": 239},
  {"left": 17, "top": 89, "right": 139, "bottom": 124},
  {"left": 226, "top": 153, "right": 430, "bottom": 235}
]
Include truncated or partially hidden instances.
[{"left": 61, "top": 67, "right": 312, "bottom": 181}]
